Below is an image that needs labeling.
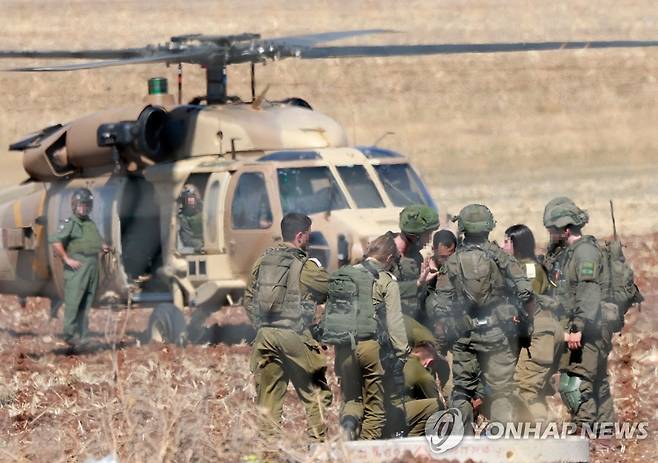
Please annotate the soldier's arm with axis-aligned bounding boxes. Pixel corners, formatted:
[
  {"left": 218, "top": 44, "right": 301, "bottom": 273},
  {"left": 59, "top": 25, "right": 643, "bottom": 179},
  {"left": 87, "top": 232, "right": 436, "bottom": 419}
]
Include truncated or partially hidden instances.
[
  {"left": 497, "top": 249, "right": 534, "bottom": 302},
  {"left": 243, "top": 257, "right": 263, "bottom": 326},
  {"left": 300, "top": 259, "right": 329, "bottom": 303},
  {"left": 49, "top": 221, "right": 80, "bottom": 269},
  {"left": 572, "top": 243, "right": 603, "bottom": 332},
  {"left": 382, "top": 276, "right": 410, "bottom": 358}
]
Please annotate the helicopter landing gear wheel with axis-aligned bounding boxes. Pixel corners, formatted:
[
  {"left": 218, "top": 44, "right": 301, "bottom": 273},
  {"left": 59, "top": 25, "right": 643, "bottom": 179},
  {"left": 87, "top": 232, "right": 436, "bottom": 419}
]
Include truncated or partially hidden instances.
[{"left": 146, "top": 303, "right": 186, "bottom": 345}]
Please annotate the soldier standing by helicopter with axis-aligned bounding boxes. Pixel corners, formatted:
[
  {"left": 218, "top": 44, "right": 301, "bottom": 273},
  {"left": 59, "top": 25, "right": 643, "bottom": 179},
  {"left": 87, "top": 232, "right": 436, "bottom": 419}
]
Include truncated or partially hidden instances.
[
  {"left": 49, "top": 188, "right": 108, "bottom": 347},
  {"left": 244, "top": 212, "right": 332, "bottom": 441}
]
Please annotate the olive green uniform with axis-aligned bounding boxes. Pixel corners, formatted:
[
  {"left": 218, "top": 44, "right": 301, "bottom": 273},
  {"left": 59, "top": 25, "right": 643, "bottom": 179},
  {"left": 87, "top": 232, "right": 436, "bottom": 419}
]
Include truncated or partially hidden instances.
[
  {"left": 49, "top": 215, "right": 103, "bottom": 341},
  {"left": 514, "top": 258, "right": 564, "bottom": 422},
  {"left": 178, "top": 211, "right": 203, "bottom": 249},
  {"left": 445, "top": 239, "right": 534, "bottom": 424},
  {"left": 391, "top": 244, "right": 440, "bottom": 399},
  {"left": 335, "top": 258, "right": 408, "bottom": 440},
  {"left": 551, "top": 236, "right": 615, "bottom": 425},
  {"left": 245, "top": 243, "right": 332, "bottom": 440}
]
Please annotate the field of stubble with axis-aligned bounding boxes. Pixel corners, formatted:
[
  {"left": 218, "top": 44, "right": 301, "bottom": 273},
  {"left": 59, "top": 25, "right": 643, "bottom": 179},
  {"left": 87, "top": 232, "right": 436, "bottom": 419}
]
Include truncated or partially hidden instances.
[{"left": 0, "top": 1, "right": 656, "bottom": 461}]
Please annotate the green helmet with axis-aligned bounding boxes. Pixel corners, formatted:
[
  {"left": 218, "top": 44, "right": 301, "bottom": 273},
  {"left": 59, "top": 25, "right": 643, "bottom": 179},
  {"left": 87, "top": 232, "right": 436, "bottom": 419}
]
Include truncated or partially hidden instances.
[
  {"left": 399, "top": 204, "right": 439, "bottom": 235},
  {"left": 543, "top": 196, "right": 575, "bottom": 228},
  {"left": 453, "top": 204, "right": 495, "bottom": 234},
  {"left": 543, "top": 198, "right": 589, "bottom": 229}
]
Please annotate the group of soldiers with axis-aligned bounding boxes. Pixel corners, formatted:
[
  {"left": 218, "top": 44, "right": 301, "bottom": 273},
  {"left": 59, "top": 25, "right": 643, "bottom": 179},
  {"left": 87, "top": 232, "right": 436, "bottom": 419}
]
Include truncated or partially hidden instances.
[
  {"left": 245, "top": 199, "right": 642, "bottom": 441},
  {"left": 49, "top": 186, "right": 641, "bottom": 441}
]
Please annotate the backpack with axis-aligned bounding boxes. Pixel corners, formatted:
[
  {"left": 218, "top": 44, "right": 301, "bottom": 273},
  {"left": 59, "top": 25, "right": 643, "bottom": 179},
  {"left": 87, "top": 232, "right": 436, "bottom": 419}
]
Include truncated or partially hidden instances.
[
  {"left": 321, "top": 263, "right": 380, "bottom": 347},
  {"left": 599, "top": 239, "right": 643, "bottom": 330},
  {"left": 453, "top": 244, "right": 500, "bottom": 308},
  {"left": 252, "top": 247, "right": 306, "bottom": 330}
]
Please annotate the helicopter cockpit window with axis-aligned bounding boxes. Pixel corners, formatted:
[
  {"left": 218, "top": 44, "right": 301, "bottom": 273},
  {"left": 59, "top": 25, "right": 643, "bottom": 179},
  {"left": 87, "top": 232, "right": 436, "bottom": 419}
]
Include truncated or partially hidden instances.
[
  {"left": 336, "top": 165, "right": 385, "bottom": 209},
  {"left": 373, "top": 163, "right": 437, "bottom": 208},
  {"left": 278, "top": 167, "right": 349, "bottom": 215},
  {"left": 231, "top": 172, "right": 273, "bottom": 229}
]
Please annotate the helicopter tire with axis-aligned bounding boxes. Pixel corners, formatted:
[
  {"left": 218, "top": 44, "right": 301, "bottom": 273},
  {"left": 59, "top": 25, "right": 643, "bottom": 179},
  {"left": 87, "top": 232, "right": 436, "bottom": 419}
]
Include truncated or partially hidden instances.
[{"left": 146, "top": 303, "right": 186, "bottom": 345}]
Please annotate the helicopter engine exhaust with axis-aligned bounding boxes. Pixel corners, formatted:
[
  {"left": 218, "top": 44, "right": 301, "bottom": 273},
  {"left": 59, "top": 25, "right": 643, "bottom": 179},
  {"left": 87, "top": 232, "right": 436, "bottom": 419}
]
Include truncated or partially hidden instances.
[{"left": 17, "top": 105, "right": 170, "bottom": 181}]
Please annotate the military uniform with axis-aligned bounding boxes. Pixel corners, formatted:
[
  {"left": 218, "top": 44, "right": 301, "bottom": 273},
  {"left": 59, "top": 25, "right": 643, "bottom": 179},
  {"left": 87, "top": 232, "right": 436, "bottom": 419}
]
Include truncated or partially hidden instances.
[
  {"left": 513, "top": 258, "right": 563, "bottom": 422},
  {"left": 554, "top": 236, "right": 615, "bottom": 425},
  {"left": 445, "top": 205, "right": 534, "bottom": 425},
  {"left": 244, "top": 243, "right": 332, "bottom": 440},
  {"left": 334, "top": 258, "right": 408, "bottom": 440},
  {"left": 543, "top": 198, "right": 616, "bottom": 426},
  {"left": 49, "top": 214, "right": 103, "bottom": 342},
  {"left": 178, "top": 211, "right": 203, "bottom": 249}
]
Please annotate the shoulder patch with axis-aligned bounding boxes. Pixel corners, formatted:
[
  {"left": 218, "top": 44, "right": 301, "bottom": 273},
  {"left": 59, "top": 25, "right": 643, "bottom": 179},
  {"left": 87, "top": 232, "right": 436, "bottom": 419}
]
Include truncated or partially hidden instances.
[
  {"left": 307, "top": 257, "right": 323, "bottom": 268},
  {"left": 525, "top": 263, "right": 536, "bottom": 279},
  {"left": 579, "top": 261, "right": 595, "bottom": 278}
]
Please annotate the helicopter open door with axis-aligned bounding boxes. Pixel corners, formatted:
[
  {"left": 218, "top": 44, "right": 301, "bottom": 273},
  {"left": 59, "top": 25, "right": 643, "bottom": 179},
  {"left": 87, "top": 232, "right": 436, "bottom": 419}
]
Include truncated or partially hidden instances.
[{"left": 225, "top": 167, "right": 278, "bottom": 279}]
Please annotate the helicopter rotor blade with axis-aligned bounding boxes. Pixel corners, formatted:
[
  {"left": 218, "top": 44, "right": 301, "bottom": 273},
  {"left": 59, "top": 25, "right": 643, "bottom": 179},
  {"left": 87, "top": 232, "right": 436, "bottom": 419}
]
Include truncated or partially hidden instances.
[
  {"left": 2, "top": 49, "right": 212, "bottom": 72},
  {"left": 300, "top": 40, "right": 658, "bottom": 59},
  {"left": 269, "top": 29, "right": 396, "bottom": 47},
  {"left": 0, "top": 48, "right": 147, "bottom": 60}
]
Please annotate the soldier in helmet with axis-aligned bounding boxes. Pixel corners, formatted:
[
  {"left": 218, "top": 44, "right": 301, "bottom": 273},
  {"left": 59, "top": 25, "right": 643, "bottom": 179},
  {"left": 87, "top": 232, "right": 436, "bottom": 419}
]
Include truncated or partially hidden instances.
[
  {"left": 543, "top": 198, "right": 615, "bottom": 427},
  {"left": 391, "top": 205, "right": 443, "bottom": 400},
  {"left": 177, "top": 184, "right": 204, "bottom": 251},
  {"left": 49, "top": 188, "right": 108, "bottom": 346},
  {"left": 441, "top": 204, "right": 534, "bottom": 427}
]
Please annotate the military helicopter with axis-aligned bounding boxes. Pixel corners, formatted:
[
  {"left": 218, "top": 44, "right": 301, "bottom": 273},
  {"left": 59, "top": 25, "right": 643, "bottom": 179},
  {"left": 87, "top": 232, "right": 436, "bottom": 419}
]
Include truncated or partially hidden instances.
[{"left": 0, "top": 31, "right": 656, "bottom": 344}]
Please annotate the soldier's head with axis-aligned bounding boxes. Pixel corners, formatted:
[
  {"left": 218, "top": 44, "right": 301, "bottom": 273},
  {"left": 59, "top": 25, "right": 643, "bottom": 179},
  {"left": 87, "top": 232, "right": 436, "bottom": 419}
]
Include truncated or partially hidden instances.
[
  {"left": 366, "top": 233, "right": 399, "bottom": 270},
  {"left": 432, "top": 229, "right": 457, "bottom": 266},
  {"left": 281, "top": 212, "right": 312, "bottom": 250},
  {"left": 543, "top": 197, "right": 588, "bottom": 244},
  {"left": 452, "top": 204, "right": 495, "bottom": 241},
  {"left": 179, "top": 184, "right": 202, "bottom": 215},
  {"left": 71, "top": 188, "right": 93, "bottom": 218},
  {"left": 399, "top": 204, "right": 439, "bottom": 248},
  {"left": 504, "top": 224, "right": 536, "bottom": 260}
]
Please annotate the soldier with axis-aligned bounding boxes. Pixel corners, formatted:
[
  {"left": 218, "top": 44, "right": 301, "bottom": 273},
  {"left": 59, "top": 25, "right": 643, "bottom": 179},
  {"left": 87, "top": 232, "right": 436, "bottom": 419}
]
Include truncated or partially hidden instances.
[
  {"left": 244, "top": 213, "right": 332, "bottom": 441},
  {"left": 542, "top": 199, "right": 615, "bottom": 428},
  {"left": 49, "top": 188, "right": 108, "bottom": 346},
  {"left": 322, "top": 233, "right": 409, "bottom": 440},
  {"left": 443, "top": 204, "right": 534, "bottom": 427},
  {"left": 391, "top": 205, "right": 441, "bottom": 400},
  {"left": 504, "top": 224, "right": 563, "bottom": 422},
  {"left": 177, "top": 184, "right": 204, "bottom": 250}
]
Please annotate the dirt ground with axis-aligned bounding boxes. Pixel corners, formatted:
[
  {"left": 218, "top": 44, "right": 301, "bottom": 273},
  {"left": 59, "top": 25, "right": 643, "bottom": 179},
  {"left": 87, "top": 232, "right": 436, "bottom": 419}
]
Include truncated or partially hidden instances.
[
  {"left": 0, "top": 0, "right": 656, "bottom": 461},
  {"left": 0, "top": 233, "right": 656, "bottom": 462}
]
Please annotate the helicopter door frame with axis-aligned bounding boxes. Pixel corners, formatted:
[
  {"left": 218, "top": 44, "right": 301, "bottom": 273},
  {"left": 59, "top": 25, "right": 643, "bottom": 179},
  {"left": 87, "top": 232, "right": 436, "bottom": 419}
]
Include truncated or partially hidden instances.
[{"left": 225, "top": 165, "right": 280, "bottom": 280}]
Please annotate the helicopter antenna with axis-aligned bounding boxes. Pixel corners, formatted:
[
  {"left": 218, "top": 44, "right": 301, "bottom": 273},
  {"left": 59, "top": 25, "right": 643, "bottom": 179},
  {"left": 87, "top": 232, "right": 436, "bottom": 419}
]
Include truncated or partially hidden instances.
[
  {"left": 177, "top": 63, "right": 183, "bottom": 104},
  {"left": 251, "top": 62, "right": 256, "bottom": 101},
  {"left": 373, "top": 131, "right": 395, "bottom": 146}
]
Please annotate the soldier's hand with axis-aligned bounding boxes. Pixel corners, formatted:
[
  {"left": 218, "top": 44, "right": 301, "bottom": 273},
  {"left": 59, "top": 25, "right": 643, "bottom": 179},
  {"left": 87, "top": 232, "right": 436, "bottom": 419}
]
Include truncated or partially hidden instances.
[
  {"left": 567, "top": 331, "right": 582, "bottom": 350},
  {"left": 65, "top": 257, "right": 82, "bottom": 270},
  {"left": 418, "top": 256, "right": 437, "bottom": 286},
  {"left": 102, "top": 244, "right": 111, "bottom": 253}
]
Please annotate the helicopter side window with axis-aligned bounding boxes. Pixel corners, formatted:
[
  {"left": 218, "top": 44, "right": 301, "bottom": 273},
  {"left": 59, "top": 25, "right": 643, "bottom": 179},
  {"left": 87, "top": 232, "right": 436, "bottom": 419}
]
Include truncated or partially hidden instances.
[
  {"left": 277, "top": 167, "right": 349, "bottom": 216},
  {"left": 373, "top": 163, "right": 437, "bottom": 208},
  {"left": 336, "top": 165, "right": 384, "bottom": 209},
  {"left": 231, "top": 173, "right": 273, "bottom": 229}
]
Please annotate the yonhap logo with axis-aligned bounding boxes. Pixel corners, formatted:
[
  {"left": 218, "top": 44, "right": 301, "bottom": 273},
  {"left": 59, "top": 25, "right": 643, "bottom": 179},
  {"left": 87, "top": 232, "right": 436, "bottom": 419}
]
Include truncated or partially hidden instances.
[{"left": 424, "top": 408, "right": 465, "bottom": 454}]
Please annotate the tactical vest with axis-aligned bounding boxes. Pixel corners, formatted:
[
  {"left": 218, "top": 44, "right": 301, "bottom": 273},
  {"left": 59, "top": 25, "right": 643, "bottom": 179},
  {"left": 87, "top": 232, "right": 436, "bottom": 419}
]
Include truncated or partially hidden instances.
[
  {"left": 451, "top": 243, "right": 505, "bottom": 310},
  {"left": 253, "top": 246, "right": 307, "bottom": 331},
  {"left": 321, "top": 262, "right": 380, "bottom": 347},
  {"left": 67, "top": 218, "right": 102, "bottom": 256},
  {"left": 393, "top": 254, "right": 421, "bottom": 318}
]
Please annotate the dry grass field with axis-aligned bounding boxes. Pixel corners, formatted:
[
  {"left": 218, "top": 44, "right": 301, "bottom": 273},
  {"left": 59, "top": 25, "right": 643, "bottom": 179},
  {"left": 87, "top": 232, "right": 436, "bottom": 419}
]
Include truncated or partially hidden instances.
[{"left": 0, "top": 0, "right": 656, "bottom": 461}]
